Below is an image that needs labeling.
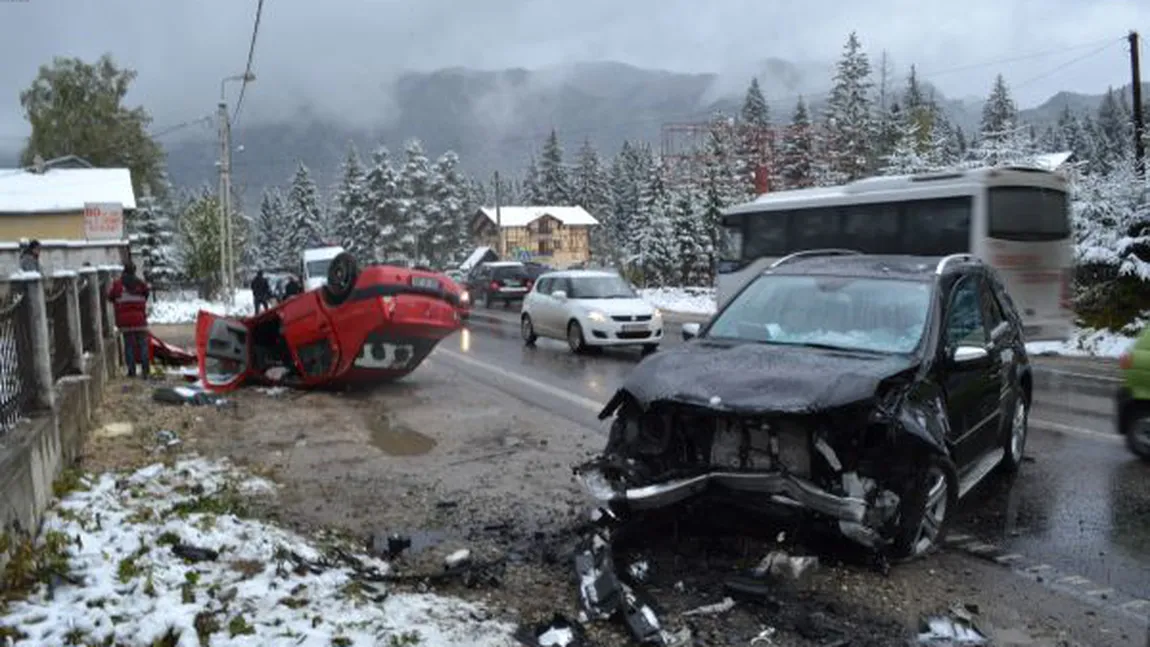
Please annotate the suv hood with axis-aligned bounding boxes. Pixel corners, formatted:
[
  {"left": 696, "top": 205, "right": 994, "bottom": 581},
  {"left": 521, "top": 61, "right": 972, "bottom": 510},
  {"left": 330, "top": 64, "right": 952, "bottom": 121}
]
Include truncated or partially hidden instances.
[{"left": 615, "top": 340, "right": 918, "bottom": 414}]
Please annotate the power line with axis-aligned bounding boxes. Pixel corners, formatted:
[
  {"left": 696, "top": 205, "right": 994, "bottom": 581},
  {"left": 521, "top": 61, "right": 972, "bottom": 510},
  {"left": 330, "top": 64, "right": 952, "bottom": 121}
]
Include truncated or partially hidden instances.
[
  {"left": 1013, "top": 37, "right": 1125, "bottom": 90},
  {"left": 233, "top": 0, "right": 266, "bottom": 127},
  {"left": 150, "top": 115, "right": 214, "bottom": 139}
]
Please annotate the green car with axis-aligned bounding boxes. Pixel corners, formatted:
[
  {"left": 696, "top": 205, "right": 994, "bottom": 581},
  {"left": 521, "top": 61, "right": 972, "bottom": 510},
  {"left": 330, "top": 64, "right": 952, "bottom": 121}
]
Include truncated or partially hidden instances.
[{"left": 1116, "top": 330, "right": 1150, "bottom": 461}]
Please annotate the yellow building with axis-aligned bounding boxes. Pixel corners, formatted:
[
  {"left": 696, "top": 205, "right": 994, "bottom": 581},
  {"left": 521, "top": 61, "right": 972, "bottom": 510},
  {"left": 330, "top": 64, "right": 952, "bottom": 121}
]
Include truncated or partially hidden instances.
[
  {"left": 470, "top": 206, "right": 599, "bottom": 268},
  {"left": 0, "top": 164, "right": 136, "bottom": 242}
]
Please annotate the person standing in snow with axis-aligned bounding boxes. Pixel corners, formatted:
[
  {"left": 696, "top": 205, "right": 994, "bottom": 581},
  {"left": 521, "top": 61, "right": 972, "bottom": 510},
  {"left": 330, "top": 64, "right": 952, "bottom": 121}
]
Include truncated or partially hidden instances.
[
  {"left": 283, "top": 275, "right": 303, "bottom": 299},
  {"left": 108, "top": 261, "right": 152, "bottom": 378},
  {"left": 19, "top": 239, "right": 42, "bottom": 273},
  {"left": 251, "top": 270, "right": 271, "bottom": 313}
]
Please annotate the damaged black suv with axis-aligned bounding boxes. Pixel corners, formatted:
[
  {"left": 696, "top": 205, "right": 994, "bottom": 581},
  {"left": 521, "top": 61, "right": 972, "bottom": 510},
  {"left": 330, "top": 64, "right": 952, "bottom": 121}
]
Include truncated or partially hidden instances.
[{"left": 577, "top": 251, "right": 1031, "bottom": 560}]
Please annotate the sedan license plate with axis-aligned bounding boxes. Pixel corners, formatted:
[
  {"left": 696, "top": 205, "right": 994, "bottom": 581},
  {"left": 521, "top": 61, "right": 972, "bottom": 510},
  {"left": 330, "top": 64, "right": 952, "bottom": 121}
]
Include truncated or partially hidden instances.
[
  {"left": 622, "top": 323, "right": 647, "bottom": 333},
  {"left": 412, "top": 276, "right": 440, "bottom": 290},
  {"left": 504, "top": 279, "right": 522, "bottom": 287}
]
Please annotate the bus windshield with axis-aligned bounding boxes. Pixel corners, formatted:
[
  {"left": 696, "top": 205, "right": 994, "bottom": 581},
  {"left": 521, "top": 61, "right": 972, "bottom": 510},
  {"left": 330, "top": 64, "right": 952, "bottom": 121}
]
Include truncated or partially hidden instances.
[{"left": 987, "top": 186, "right": 1069, "bottom": 242}]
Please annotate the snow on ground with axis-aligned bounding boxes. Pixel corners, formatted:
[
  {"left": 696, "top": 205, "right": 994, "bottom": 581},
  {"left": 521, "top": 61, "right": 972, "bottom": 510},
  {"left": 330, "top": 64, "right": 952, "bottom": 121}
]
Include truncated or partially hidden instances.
[
  {"left": 149, "top": 290, "right": 255, "bottom": 325},
  {"left": 1, "top": 456, "right": 516, "bottom": 647},
  {"left": 1026, "top": 327, "right": 1138, "bottom": 359},
  {"left": 639, "top": 287, "right": 717, "bottom": 316}
]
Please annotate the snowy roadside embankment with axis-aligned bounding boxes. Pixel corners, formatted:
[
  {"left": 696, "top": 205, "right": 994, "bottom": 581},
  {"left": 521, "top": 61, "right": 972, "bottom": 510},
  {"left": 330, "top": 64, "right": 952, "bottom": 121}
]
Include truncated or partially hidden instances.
[
  {"left": 149, "top": 290, "right": 255, "bottom": 325},
  {"left": 1025, "top": 325, "right": 1138, "bottom": 359},
  {"left": 0, "top": 457, "right": 516, "bottom": 647},
  {"left": 639, "top": 287, "right": 717, "bottom": 316}
]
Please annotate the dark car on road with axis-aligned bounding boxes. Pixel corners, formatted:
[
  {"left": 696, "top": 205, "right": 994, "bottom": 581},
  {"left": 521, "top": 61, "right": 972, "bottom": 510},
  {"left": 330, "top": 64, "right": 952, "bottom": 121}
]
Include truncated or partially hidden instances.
[
  {"left": 577, "top": 250, "right": 1033, "bottom": 561},
  {"left": 467, "top": 261, "right": 534, "bottom": 308}
]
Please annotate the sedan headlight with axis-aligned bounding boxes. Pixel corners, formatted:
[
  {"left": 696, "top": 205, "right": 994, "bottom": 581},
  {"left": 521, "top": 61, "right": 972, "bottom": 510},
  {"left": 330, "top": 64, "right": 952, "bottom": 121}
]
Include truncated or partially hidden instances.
[
  {"left": 460, "top": 291, "right": 470, "bottom": 304},
  {"left": 587, "top": 310, "right": 608, "bottom": 323},
  {"left": 652, "top": 308, "right": 663, "bottom": 319}
]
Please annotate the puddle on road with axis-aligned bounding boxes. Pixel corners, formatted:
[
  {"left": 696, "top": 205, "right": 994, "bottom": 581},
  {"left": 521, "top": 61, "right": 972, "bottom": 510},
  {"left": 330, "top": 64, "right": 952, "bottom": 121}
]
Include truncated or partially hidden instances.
[{"left": 369, "top": 415, "right": 437, "bottom": 456}]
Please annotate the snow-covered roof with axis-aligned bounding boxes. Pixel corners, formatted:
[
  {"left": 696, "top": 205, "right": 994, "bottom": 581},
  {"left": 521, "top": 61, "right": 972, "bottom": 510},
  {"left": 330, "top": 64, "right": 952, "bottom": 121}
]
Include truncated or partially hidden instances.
[
  {"left": 476, "top": 206, "right": 599, "bottom": 228},
  {"left": 460, "top": 246, "right": 494, "bottom": 271},
  {"left": 0, "top": 167, "right": 137, "bottom": 214},
  {"left": 1031, "top": 151, "right": 1073, "bottom": 171}
]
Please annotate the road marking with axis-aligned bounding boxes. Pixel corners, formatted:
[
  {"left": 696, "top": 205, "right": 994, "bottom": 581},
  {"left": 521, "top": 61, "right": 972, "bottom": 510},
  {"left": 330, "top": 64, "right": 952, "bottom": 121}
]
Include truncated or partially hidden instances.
[
  {"left": 1029, "top": 418, "right": 1123, "bottom": 444},
  {"left": 1057, "top": 575, "right": 1091, "bottom": 586},
  {"left": 435, "top": 347, "right": 604, "bottom": 414}
]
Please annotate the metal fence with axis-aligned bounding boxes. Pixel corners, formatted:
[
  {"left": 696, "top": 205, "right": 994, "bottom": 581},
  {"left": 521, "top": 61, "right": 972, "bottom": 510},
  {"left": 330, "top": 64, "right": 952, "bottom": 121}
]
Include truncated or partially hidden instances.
[
  {"left": 45, "top": 280, "right": 75, "bottom": 380},
  {"left": 78, "top": 275, "right": 96, "bottom": 353},
  {"left": 0, "top": 290, "right": 34, "bottom": 432}
]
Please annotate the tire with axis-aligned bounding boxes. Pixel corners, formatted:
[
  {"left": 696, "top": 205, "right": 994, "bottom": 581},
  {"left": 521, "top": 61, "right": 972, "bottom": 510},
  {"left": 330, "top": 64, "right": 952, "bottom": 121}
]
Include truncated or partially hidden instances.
[
  {"left": 322, "top": 252, "right": 359, "bottom": 306},
  {"left": 567, "top": 320, "right": 587, "bottom": 354},
  {"left": 1001, "top": 391, "right": 1029, "bottom": 473},
  {"left": 888, "top": 453, "right": 958, "bottom": 561},
  {"left": 521, "top": 314, "right": 538, "bottom": 346},
  {"left": 1125, "top": 413, "right": 1150, "bottom": 461},
  {"left": 481, "top": 291, "right": 492, "bottom": 309}
]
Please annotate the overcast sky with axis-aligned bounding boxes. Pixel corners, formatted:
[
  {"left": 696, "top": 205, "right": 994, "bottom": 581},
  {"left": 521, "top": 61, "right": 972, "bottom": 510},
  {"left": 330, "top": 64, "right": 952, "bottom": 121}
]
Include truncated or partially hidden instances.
[{"left": 0, "top": 0, "right": 1147, "bottom": 145}]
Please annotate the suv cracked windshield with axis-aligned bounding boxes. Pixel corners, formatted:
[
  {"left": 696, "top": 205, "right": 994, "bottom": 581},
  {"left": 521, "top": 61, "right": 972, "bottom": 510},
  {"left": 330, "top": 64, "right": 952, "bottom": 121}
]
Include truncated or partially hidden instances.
[{"left": 2, "top": 3, "right": 1146, "bottom": 646}]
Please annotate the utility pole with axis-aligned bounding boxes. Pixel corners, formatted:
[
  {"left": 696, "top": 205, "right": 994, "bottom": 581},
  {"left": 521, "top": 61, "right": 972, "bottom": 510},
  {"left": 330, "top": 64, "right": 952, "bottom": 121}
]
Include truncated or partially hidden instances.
[
  {"left": 494, "top": 171, "right": 505, "bottom": 259},
  {"left": 217, "top": 101, "right": 231, "bottom": 302},
  {"left": 1130, "top": 30, "right": 1145, "bottom": 178}
]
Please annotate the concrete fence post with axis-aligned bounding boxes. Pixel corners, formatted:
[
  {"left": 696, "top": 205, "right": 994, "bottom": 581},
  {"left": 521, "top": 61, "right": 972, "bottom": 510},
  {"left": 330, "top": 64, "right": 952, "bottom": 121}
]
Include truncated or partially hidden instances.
[
  {"left": 11, "top": 272, "right": 56, "bottom": 411},
  {"left": 57, "top": 271, "right": 84, "bottom": 374},
  {"left": 79, "top": 267, "right": 106, "bottom": 380}
]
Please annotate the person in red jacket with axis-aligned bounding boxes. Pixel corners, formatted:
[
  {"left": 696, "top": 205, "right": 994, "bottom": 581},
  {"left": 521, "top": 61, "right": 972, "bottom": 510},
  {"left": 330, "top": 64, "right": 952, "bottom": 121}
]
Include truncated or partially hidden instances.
[{"left": 108, "top": 261, "right": 151, "bottom": 378}]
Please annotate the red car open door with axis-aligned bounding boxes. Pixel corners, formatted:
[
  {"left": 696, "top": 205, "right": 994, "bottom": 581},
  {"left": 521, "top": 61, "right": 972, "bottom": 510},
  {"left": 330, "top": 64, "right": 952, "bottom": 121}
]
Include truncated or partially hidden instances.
[{"left": 195, "top": 311, "right": 255, "bottom": 393}]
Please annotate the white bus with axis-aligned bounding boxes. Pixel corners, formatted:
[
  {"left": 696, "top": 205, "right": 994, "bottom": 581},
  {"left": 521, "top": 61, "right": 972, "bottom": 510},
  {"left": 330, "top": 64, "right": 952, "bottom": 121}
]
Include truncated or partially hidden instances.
[{"left": 717, "top": 166, "right": 1073, "bottom": 341}]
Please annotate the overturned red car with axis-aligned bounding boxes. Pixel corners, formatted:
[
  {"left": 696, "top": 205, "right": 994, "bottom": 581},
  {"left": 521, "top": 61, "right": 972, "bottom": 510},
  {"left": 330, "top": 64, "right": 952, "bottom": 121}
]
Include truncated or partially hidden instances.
[{"left": 196, "top": 253, "right": 465, "bottom": 392}]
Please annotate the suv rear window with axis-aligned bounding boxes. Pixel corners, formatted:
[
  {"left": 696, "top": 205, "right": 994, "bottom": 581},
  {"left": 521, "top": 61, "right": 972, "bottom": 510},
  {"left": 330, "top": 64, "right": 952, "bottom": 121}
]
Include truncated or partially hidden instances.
[{"left": 492, "top": 266, "right": 527, "bottom": 280}]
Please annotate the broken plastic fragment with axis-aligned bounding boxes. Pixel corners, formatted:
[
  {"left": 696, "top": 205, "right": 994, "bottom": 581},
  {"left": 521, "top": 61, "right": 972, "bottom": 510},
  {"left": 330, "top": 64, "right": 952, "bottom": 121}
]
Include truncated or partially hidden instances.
[
  {"left": 574, "top": 537, "right": 622, "bottom": 620},
  {"left": 682, "top": 596, "right": 735, "bottom": 617},
  {"left": 752, "top": 551, "right": 819, "bottom": 581},
  {"left": 514, "top": 613, "right": 587, "bottom": 647},
  {"left": 444, "top": 549, "right": 471, "bottom": 570},
  {"left": 917, "top": 615, "right": 988, "bottom": 645},
  {"left": 628, "top": 560, "right": 650, "bottom": 583}
]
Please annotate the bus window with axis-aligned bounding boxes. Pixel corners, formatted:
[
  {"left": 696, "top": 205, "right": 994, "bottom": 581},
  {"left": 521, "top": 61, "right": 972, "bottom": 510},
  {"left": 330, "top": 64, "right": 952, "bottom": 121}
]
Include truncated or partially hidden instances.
[
  {"left": 743, "top": 213, "right": 788, "bottom": 258},
  {"left": 843, "top": 203, "right": 901, "bottom": 253},
  {"left": 987, "top": 186, "right": 1070, "bottom": 242},
  {"left": 903, "top": 197, "right": 972, "bottom": 255},
  {"left": 791, "top": 207, "right": 844, "bottom": 249}
]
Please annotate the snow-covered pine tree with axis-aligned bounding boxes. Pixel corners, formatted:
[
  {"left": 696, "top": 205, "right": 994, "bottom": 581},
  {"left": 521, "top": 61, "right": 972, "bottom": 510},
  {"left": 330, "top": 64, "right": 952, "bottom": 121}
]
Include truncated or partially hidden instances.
[
  {"left": 902, "top": 65, "right": 938, "bottom": 155},
  {"left": 823, "top": 32, "right": 875, "bottom": 182},
  {"left": 425, "top": 150, "right": 471, "bottom": 268},
  {"left": 253, "top": 189, "right": 288, "bottom": 270},
  {"left": 699, "top": 117, "right": 744, "bottom": 274},
  {"left": 966, "top": 74, "right": 1035, "bottom": 167},
  {"left": 740, "top": 77, "right": 770, "bottom": 126},
  {"left": 1056, "top": 107, "right": 1099, "bottom": 172},
  {"left": 874, "top": 100, "right": 903, "bottom": 164},
  {"left": 363, "top": 146, "right": 403, "bottom": 262},
  {"left": 737, "top": 78, "right": 772, "bottom": 194},
  {"left": 608, "top": 141, "right": 641, "bottom": 264},
  {"left": 633, "top": 158, "right": 676, "bottom": 285},
  {"left": 1094, "top": 88, "right": 1133, "bottom": 172},
  {"left": 669, "top": 184, "right": 710, "bottom": 285},
  {"left": 284, "top": 163, "right": 326, "bottom": 256},
  {"left": 538, "top": 129, "right": 571, "bottom": 205},
  {"left": 522, "top": 154, "right": 545, "bottom": 205},
  {"left": 331, "top": 144, "right": 371, "bottom": 258},
  {"left": 930, "top": 116, "right": 964, "bottom": 169},
  {"left": 571, "top": 139, "right": 614, "bottom": 262},
  {"left": 779, "top": 97, "right": 815, "bottom": 189},
  {"left": 399, "top": 139, "right": 434, "bottom": 264},
  {"left": 880, "top": 120, "right": 931, "bottom": 176},
  {"left": 132, "top": 180, "right": 178, "bottom": 287}
]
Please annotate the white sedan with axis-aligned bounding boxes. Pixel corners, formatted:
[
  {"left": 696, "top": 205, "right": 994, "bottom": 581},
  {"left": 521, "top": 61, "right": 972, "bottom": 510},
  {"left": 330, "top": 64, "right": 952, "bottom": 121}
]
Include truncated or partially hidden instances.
[{"left": 520, "top": 270, "right": 663, "bottom": 353}]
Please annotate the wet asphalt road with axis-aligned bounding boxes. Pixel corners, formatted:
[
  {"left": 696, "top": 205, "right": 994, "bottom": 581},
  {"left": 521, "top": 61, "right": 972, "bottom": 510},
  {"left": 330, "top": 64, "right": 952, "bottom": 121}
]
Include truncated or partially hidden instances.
[{"left": 434, "top": 307, "right": 1150, "bottom": 611}]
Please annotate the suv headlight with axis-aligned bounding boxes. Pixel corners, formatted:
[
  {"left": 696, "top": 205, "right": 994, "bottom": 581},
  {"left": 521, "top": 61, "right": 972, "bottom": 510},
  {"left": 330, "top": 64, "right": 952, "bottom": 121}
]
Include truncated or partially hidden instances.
[
  {"left": 588, "top": 310, "right": 608, "bottom": 323},
  {"left": 460, "top": 291, "right": 470, "bottom": 304}
]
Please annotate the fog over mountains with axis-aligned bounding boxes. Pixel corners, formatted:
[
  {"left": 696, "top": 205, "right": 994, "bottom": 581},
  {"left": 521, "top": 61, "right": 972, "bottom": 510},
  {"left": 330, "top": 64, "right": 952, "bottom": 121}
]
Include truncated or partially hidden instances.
[{"left": 4, "top": 58, "right": 1141, "bottom": 207}]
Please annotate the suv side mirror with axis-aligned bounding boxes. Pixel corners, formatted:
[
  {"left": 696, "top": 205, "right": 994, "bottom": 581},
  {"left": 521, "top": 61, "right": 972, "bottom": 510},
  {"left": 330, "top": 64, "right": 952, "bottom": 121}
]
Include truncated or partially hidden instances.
[
  {"left": 952, "top": 344, "right": 989, "bottom": 364},
  {"left": 681, "top": 322, "right": 701, "bottom": 341},
  {"left": 552, "top": 290, "right": 567, "bottom": 301}
]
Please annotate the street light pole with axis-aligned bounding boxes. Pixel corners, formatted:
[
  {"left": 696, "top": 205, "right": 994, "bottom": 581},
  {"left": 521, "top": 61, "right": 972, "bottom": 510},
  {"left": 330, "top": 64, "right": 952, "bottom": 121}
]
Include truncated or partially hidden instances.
[{"left": 218, "top": 72, "right": 254, "bottom": 304}]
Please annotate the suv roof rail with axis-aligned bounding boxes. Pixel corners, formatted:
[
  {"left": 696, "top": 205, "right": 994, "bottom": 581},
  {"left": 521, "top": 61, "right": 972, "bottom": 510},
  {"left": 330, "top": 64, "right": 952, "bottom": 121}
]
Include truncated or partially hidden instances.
[
  {"left": 935, "top": 253, "right": 979, "bottom": 275},
  {"left": 769, "top": 249, "right": 863, "bottom": 269}
]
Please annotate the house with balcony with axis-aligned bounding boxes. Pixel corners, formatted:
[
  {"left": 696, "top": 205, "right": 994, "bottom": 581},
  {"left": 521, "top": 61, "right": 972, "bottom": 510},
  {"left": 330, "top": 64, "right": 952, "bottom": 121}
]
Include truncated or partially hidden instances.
[{"left": 470, "top": 206, "right": 599, "bottom": 268}]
